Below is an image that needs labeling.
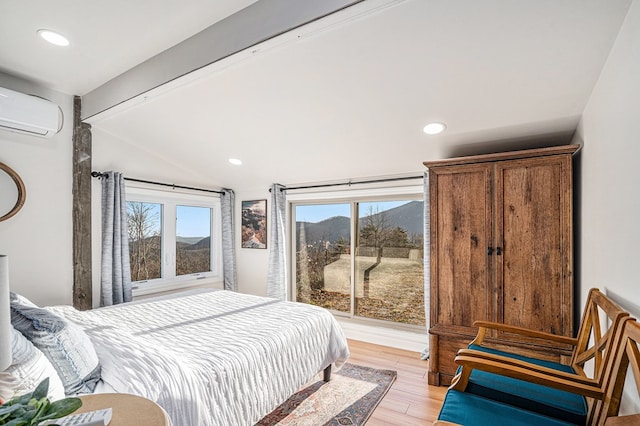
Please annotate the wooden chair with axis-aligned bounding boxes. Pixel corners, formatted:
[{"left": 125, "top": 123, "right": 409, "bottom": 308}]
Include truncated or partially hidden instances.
[
  {"left": 434, "top": 317, "right": 640, "bottom": 426},
  {"left": 449, "top": 288, "right": 630, "bottom": 424},
  {"left": 593, "top": 317, "right": 640, "bottom": 425},
  {"left": 470, "top": 288, "right": 629, "bottom": 376}
]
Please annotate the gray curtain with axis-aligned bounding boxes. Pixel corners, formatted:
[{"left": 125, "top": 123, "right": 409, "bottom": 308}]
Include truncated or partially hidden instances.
[
  {"left": 221, "top": 188, "right": 237, "bottom": 291},
  {"left": 267, "top": 184, "right": 287, "bottom": 300},
  {"left": 0, "top": 255, "right": 11, "bottom": 370},
  {"left": 100, "top": 171, "right": 132, "bottom": 306},
  {"left": 421, "top": 171, "right": 430, "bottom": 360}
]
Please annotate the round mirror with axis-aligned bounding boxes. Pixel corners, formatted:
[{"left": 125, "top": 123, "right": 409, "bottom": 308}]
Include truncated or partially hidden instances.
[{"left": 0, "top": 162, "right": 26, "bottom": 222}]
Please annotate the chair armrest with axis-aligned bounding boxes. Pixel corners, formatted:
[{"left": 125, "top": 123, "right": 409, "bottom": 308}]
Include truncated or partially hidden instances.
[
  {"left": 455, "top": 349, "right": 594, "bottom": 385},
  {"left": 451, "top": 350, "right": 603, "bottom": 399},
  {"left": 472, "top": 320, "right": 578, "bottom": 346},
  {"left": 605, "top": 414, "right": 640, "bottom": 425}
]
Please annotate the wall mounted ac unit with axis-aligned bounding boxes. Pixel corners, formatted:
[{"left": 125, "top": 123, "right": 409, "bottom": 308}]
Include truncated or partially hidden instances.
[{"left": 0, "top": 86, "right": 62, "bottom": 138}]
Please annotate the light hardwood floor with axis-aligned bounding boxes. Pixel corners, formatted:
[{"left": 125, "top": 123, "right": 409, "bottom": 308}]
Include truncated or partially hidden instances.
[{"left": 347, "top": 339, "right": 447, "bottom": 425}]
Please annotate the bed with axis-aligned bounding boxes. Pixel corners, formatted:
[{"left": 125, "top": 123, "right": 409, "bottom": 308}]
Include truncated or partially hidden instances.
[{"left": 5, "top": 289, "right": 350, "bottom": 426}]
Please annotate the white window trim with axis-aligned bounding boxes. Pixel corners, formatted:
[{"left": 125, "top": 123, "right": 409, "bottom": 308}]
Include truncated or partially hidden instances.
[
  {"left": 285, "top": 183, "right": 423, "bottom": 203},
  {"left": 125, "top": 183, "right": 223, "bottom": 297}
]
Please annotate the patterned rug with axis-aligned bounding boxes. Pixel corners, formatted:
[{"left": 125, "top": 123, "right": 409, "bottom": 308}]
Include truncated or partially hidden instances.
[{"left": 256, "top": 363, "right": 397, "bottom": 426}]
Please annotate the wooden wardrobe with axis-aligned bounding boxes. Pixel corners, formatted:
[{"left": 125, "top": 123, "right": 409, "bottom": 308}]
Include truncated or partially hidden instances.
[{"left": 424, "top": 145, "right": 579, "bottom": 386}]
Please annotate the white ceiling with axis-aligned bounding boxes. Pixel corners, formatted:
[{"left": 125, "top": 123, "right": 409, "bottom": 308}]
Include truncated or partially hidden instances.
[
  {"left": 0, "top": 0, "right": 633, "bottom": 191},
  {"left": 0, "top": 0, "right": 258, "bottom": 95}
]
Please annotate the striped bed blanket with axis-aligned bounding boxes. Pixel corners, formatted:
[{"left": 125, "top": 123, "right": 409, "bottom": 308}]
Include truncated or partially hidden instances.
[{"left": 51, "top": 289, "right": 350, "bottom": 426}]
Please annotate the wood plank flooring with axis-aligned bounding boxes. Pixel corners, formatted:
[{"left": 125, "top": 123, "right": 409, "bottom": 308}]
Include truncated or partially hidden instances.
[{"left": 347, "top": 339, "right": 447, "bottom": 425}]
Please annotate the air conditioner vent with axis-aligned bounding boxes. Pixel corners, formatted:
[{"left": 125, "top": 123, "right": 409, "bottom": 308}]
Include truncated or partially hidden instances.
[{"left": 0, "top": 87, "right": 61, "bottom": 138}]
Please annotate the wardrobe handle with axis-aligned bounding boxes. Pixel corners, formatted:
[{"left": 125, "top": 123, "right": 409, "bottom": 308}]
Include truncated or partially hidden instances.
[
  {"left": 487, "top": 247, "right": 493, "bottom": 256},
  {"left": 496, "top": 247, "right": 502, "bottom": 256}
]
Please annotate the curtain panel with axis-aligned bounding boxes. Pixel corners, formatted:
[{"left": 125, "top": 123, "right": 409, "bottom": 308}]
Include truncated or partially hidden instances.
[
  {"left": 221, "top": 188, "right": 237, "bottom": 291},
  {"left": 267, "top": 184, "right": 287, "bottom": 300},
  {"left": 100, "top": 171, "right": 132, "bottom": 306}
]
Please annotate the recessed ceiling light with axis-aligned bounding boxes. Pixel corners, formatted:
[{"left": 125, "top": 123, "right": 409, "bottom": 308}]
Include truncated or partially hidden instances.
[
  {"left": 423, "top": 122, "right": 446, "bottom": 135},
  {"left": 228, "top": 158, "right": 242, "bottom": 166},
  {"left": 37, "top": 29, "right": 70, "bottom": 47}
]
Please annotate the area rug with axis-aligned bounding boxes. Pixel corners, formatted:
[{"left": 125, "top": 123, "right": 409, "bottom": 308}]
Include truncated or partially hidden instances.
[{"left": 256, "top": 363, "right": 397, "bottom": 426}]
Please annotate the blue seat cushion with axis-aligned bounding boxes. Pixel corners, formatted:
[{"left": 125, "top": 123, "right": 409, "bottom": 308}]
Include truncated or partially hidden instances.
[
  {"left": 462, "top": 344, "right": 586, "bottom": 424},
  {"left": 438, "top": 389, "right": 575, "bottom": 426},
  {"left": 468, "top": 344, "right": 575, "bottom": 373}
]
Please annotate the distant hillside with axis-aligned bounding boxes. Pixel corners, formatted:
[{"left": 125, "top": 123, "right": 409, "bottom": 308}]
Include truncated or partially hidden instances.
[
  {"left": 177, "top": 236, "right": 204, "bottom": 245},
  {"left": 296, "top": 200, "right": 423, "bottom": 245},
  {"left": 177, "top": 236, "right": 210, "bottom": 251},
  {"left": 297, "top": 216, "right": 350, "bottom": 245},
  {"left": 381, "top": 200, "right": 423, "bottom": 236}
]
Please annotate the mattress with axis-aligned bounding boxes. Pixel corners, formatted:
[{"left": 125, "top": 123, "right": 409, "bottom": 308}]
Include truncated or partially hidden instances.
[{"left": 50, "top": 289, "right": 350, "bottom": 426}]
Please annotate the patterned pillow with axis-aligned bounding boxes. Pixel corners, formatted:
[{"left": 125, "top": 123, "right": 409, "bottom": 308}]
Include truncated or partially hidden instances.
[
  {"left": 0, "top": 328, "right": 66, "bottom": 401},
  {"left": 9, "top": 299, "right": 101, "bottom": 395},
  {"left": 9, "top": 292, "right": 38, "bottom": 308}
]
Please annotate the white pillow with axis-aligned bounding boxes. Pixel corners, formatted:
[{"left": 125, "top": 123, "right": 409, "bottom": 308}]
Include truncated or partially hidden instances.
[{"left": 0, "top": 328, "right": 65, "bottom": 402}]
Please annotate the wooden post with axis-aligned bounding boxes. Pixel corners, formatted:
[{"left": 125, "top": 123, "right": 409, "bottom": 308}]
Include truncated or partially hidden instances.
[{"left": 72, "top": 95, "right": 92, "bottom": 310}]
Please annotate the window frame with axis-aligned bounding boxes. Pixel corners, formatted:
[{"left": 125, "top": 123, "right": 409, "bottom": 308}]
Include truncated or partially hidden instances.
[
  {"left": 125, "top": 184, "right": 223, "bottom": 297},
  {"left": 288, "top": 183, "right": 425, "bottom": 330}
]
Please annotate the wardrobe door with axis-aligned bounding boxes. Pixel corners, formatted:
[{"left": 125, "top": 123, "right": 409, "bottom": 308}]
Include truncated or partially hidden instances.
[
  {"left": 430, "top": 163, "right": 493, "bottom": 334},
  {"left": 494, "top": 155, "right": 573, "bottom": 340}
]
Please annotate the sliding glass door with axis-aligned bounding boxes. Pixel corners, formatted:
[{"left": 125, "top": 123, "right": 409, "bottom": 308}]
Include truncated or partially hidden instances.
[
  {"left": 295, "top": 203, "right": 351, "bottom": 313},
  {"left": 293, "top": 198, "right": 424, "bottom": 327}
]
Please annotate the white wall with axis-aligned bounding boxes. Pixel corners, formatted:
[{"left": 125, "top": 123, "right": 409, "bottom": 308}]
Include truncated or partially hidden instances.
[
  {"left": 0, "top": 73, "right": 74, "bottom": 306},
  {"left": 573, "top": 0, "right": 640, "bottom": 412},
  {"left": 235, "top": 188, "right": 271, "bottom": 296},
  {"left": 90, "top": 128, "right": 272, "bottom": 298},
  {"left": 575, "top": 0, "right": 640, "bottom": 314}
]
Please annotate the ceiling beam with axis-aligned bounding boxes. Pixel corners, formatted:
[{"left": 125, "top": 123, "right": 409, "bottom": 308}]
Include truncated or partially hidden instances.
[{"left": 81, "top": 0, "right": 364, "bottom": 120}]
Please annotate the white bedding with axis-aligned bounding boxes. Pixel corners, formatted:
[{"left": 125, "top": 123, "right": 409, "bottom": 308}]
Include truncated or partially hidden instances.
[{"left": 50, "top": 289, "right": 350, "bottom": 426}]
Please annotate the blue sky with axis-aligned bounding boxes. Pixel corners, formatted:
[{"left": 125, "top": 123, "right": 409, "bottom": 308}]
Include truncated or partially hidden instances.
[
  {"left": 295, "top": 200, "right": 410, "bottom": 223},
  {"left": 127, "top": 202, "right": 211, "bottom": 238},
  {"left": 132, "top": 201, "right": 412, "bottom": 237},
  {"left": 177, "top": 205, "right": 210, "bottom": 237}
]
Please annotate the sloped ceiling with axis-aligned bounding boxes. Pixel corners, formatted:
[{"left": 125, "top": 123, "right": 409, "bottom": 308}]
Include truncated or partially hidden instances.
[
  {"left": 1, "top": 0, "right": 633, "bottom": 191},
  {"left": 0, "top": 0, "right": 259, "bottom": 95}
]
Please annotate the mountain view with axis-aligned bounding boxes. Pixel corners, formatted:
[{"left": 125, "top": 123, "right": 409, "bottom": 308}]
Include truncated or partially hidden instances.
[
  {"left": 294, "top": 200, "right": 425, "bottom": 326},
  {"left": 176, "top": 236, "right": 205, "bottom": 245},
  {"left": 177, "top": 236, "right": 210, "bottom": 250},
  {"left": 296, "top": 200, "right": 423, "bottom": 246}
]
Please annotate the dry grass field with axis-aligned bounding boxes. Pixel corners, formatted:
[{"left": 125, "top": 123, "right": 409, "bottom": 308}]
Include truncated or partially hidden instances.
[{"left": 299, "top": 256, "right": 425, "bottom": 325}]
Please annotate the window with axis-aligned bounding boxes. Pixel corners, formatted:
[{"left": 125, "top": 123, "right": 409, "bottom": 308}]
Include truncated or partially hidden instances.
[
  {"left": 292, "top": 188, "right": 425, "bottom": 328},
  {"left": 126, "top": 185, "right": 222, "bottom": 295},
  {"left": 176, "top": 205, "right": 212, "bottom": 275},
  {"left": 128, "top": 201, "right": 162, "bottom": 281},
  {"left": 295, "top": 203, "right": 351, "bottom": 313}
]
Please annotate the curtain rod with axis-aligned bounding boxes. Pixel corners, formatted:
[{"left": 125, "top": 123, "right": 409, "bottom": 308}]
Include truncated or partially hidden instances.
[
  {"left": 91, "top": 171, "right": 225, "bottom": 195},
  {"left": 272, "top": 174, "right": 424, "bottom": 192}
]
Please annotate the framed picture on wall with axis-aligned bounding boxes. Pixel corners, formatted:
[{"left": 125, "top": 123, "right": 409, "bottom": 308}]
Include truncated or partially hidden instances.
[{"left": 241, "top": 199, "right": 267, "bottom": 249}]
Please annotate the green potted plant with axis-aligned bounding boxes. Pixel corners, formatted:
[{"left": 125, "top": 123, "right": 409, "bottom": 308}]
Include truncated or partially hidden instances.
[{"left": 0, "top": 378, "right": 81, "bottom": 425}]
